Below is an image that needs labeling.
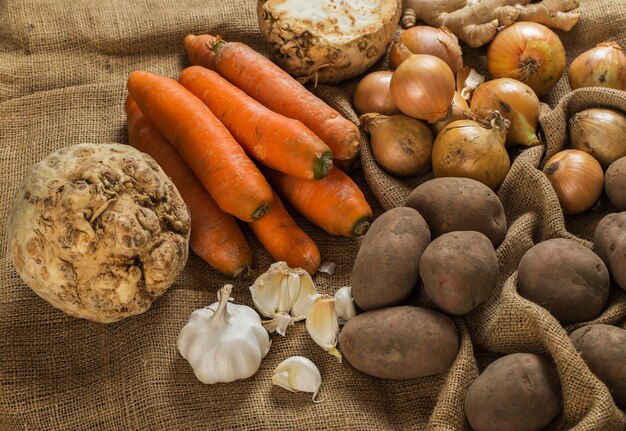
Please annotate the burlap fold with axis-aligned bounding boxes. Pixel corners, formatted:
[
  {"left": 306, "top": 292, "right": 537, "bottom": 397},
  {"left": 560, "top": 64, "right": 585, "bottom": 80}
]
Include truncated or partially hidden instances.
[{"left": 1, "top": 0, "right": 625, "bottom": 430}]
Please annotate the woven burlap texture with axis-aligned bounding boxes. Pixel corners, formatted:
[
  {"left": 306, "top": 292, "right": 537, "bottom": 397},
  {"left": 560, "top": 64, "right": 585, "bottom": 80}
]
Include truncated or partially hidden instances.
[{"left": 1, "top": 0, "right": 625, "bottom": 430}]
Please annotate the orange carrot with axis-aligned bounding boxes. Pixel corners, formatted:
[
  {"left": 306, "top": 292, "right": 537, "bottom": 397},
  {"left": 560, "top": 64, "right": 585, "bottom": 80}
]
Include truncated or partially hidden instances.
[
  {"left": 127, "top": 70, "right": 273, "bottom": 222},
  {"left": 263, "top": 166, "right": 373, "bottom": 238},
  {"left": 178, "top": 66, "right": 333, "bottom": 180},
  {"left": 183, "top": 35, "right": 361, "bottom": 162},
  {"left": 249, "top": 191, "right": 321, "bottom": 275},
  {"left": 125, "top": 95, "right": 253, "bottom": 278},
  {"left": 184, "top": 34, "right": 217, "bottom": 71}
]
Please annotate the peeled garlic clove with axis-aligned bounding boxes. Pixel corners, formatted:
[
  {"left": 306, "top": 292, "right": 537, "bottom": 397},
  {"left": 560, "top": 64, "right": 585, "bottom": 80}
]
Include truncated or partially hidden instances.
[
  {"left": 306, "top": 294, "right": 342, "bottom": 361},
  {"left": 334, "top": 286, "right": 357, "bottom": 324},
  {"left": 271, "top": 356, "right": 323, "bottom": 402}
]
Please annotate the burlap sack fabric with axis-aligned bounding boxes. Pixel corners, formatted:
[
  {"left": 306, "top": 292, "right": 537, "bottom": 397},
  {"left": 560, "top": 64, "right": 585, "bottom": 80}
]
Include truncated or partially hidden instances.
[{"left": 0, "top": 0, "right": 625, "bottom": 430}]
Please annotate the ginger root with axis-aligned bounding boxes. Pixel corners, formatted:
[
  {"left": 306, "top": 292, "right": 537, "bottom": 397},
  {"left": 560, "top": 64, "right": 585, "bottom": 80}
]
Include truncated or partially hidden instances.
[{"left": 403, "top": 0, "right": 580, "bottom": 48}]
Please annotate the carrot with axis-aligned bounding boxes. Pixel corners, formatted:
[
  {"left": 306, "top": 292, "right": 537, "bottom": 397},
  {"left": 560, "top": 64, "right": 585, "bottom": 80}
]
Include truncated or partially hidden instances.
[
  {"left": 127, "top": 70, "right": 273, "bottom": 223},
  {"left": 183, "top": 34, "right": 217, "bottom": 71},
  {"left": 125, "top": 95, "right": 253, "bottom": 278},
  {"left": 249, "top": 191, "right": 321, "bottom": 275},
  {"left": 263, "top": 166, "right": 373, "bottom": 238},
  {"left": 183, "top": 35, "right": 361, "bottom": 162},
  {"left": 178, "top": 66, "right": 333, "bottom": 180}
]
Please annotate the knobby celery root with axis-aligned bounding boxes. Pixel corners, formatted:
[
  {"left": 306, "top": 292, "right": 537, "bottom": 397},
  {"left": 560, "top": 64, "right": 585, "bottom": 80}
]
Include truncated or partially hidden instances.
[
  {"left": 7, "top": 143, "right": 190, "bottom": 323},
  {"left": 402, "top": 0, "right": 580, "bottom": 48}
]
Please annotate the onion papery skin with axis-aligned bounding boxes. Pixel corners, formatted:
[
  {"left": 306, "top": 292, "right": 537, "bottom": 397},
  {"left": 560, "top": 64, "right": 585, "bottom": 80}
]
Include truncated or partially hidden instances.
[
  {"left": 470, "top": 78, "right": 541, "bottom": 148},
  {"left": 487, "top": 22, "right": 566, "bottom": 97},
  {"left": 390, "top": 54, "right": 455, "bottom": 124},
  {"left": 568, "top": 42, "right": 626, "bottom": 91},
  {"left": 391, "top": 26, "right": 463, "bottom": 73},
  {"left": 353, "top": 71, "right": 400, "bottom": 116},
  {"left": 568, "top": 108, "right": 626, "bottom": 170},
  {"left": 431, "top": 117, "right": 510, "bottom": 190},
  {"left": 542, "top": 149, "right": 604, "bottom": 215}
]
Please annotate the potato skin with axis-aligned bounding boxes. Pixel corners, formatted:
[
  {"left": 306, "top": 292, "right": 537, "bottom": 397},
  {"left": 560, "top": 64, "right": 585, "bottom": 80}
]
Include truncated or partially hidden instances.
[
  {"left": 570, "top": 324, "right": 626, "bottom": 407},
  {"left": 339, "top": 305, "right": 459, "bottom": 379},
  {"left": 464, "top": 353, "right": 562, "bottom": 431},
  {"left": 420, "top": 231, "right": 498, "bottom": 315},
  {"left": 605, "top": 157, "right": 626, "bottom": 211},
  {"left": 517, "top": 238, "right": 610, "bottom": 325},
  {"left": 351, "top": 207, "right": 431, "bottom": 311},
  {"left": 594, "top": 212, "right": 626, "bottom": 291},
  {"left": 405, "top": 177, "right": 507, "bottom": 247}
]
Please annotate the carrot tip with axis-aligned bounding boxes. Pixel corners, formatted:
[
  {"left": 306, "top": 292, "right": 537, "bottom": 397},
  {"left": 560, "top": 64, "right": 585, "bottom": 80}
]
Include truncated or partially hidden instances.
[
  {"left": 232, "top": 264, "right": 253, "bottom": 280},
  {"left": 313, "top": 151, "right": 334, "bottom": 180},
  {"left": 252, "top": 200, "right": 272, "bottom": 221},
  {"left": 353, "top": 217, "right": 372, "bottom": 238}
]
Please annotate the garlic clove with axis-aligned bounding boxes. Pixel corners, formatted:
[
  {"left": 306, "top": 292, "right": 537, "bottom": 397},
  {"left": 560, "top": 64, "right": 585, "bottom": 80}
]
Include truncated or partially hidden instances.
[
  {"left": 306, "top": 294, "right": 342, "bottom": 361},
  {"left": 249, "top": 267, "right": 284, "bottom": 318},
  {"left": 262, "top": 312, "right": 294, "bottom": 336},
  {"left": 250, "top": 261, "right": 318, "bottom": 334},
  {"left": 289, "top": 271, "right": 317, "bottom": 321},
  {"left": 333, "top": 286, "right": 357, "bottom": 324},
  {"left": 271, "top": 356, "right": 323, "bottom": 402}
]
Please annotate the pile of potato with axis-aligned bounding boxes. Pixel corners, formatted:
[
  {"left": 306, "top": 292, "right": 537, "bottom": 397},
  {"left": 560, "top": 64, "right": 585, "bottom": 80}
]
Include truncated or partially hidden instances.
[{"left": 337, "top": 172, "right": 626, "bottom": 430}]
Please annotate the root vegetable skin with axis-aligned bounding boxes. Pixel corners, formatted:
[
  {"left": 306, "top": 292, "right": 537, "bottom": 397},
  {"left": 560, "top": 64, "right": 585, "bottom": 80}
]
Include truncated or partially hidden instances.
[
  {"left": 8, "top": 143, "right": 191, "bottom": 323},
  {"left": 403, "top": 0, "right": 580, "bottom": 48}
]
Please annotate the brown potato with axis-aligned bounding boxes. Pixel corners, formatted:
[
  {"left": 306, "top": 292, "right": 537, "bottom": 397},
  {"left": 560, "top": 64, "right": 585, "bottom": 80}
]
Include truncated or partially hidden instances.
[
  {"left": 570, "top": 324, "right": 626, "bottom": 408},
  {"left": 405, "top": 177, "right": 507, "bottom": 247},
  {"left": 517, "top": 238, "right": 610, "bottom": 325},
  {"left": 351, "top": 207, "right": 431, "bottom": 311},
  {"left": 465, "top": 353, "right": 562, "bottom": 431},
  {"left": 420, "top": 231, "right": 498, "bottom": 315},
  {"left": 605, "top": 157, "right": 626, "bottom": 211},
  {"left": 339, "top": 305, "right": 459, "bottom": 379},
  {"left": 594, "top": 212, "right": 626, "bottom": 291}
]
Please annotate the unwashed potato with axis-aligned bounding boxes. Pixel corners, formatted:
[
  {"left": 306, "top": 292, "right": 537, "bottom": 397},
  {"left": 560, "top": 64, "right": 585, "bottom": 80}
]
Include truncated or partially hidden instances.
[
  {"left": 605, "top": 157, "right": 626, "bottom": 210},
  {"left": 465, "top": 352, "right": 562, "bottom": 431},
  {"left": 351, "top": 207, "right": 431, "bottom": 311},
  {"left": 405, "top": 177, "right": 507, "bottom": 247},
  {"left": 594, "top": 212, "right": 626, "bottom": 291},
  {"left": 570, "top": 324, "right": 626, "bottom": 408},
  {"left": 339, "top": 305, "right": 459, "bottom": 379},
  {"left": 420, "top": 231, "right": 498, "bottom": 315},
  {"left": 517, "top": 238, "right": 610, "bottom": 325}
]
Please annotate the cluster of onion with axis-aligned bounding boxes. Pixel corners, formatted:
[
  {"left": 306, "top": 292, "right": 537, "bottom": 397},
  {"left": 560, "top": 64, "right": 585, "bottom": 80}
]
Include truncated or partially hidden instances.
[
  {"left": 543, "top": 108, "right": 626, "bottom": 215},
  {"left": 353, "top": 25, "right": 546, "bottom": 191}
]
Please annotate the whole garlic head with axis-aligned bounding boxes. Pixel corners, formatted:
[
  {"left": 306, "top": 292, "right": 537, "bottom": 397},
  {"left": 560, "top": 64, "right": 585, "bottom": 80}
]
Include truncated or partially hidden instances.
[
  {"left": 177, "top": 284, "right": 270, "bottom": 384},
  {"left": 250, "top": 261, "right": 317, "bottom": 335}
]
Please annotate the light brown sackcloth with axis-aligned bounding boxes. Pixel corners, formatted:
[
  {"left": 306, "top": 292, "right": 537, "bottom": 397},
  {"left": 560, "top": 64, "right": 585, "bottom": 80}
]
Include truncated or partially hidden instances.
[{"left": 0, "top": 0, "right": 624, "bottom": 430}]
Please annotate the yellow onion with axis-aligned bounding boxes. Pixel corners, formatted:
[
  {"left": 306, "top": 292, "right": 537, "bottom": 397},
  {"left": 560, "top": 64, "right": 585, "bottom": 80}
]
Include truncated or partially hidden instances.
[
  {"left": 470, "top": 78, "right": 541, "bottom": 147},
  {"left": 353, "top": 71, "right": 400, "bottom": 116},
  {"left": 543, "top": 149, "right": 604, "bottom": 215},
  {"left": 487, "top": 22, "right": 566, "bottom": 97},
  {"left": 390, "top": 26, "right": 463, "bottom": 73},
  {"left": 568, "top": 42, "right": 626, "bottom": 91},
  {"left": 390, "top": 54, "right": 456, "bottom": 123},
  {"left": 360, "top": 113, "right": 433, "bottom": 177},
  {"left": 568, "top": 108, "right": 626, "bottom": 169},
  {"left": 431, "top": 91, "right": 469, "bottom": 135},
  {"left": 431, "top": 113, "right": 511, "bottom": 190}
]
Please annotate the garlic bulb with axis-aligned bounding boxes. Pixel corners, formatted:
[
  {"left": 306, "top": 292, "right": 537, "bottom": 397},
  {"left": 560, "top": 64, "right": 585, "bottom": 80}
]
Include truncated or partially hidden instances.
[
  {"left": 334, "top": 286, "right": 357, "bottom": 324},
  {"left": 177, "top": 284, "right": 270, "bottom": 384},
  {"left": 250, "top": 261, "right": 317, "bottom": 336},
  {"left": 306, "top": 294, "right": 342, "bottom": 361},
  {"left": 271, "top": 356, "right": 323, "bottom": 402}
]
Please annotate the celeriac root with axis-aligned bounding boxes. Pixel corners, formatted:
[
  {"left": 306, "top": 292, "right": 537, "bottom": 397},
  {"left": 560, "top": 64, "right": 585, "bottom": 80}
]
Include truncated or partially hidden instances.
[{"left": 403, "top": 0, "right": 580, "bottom": 48}]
